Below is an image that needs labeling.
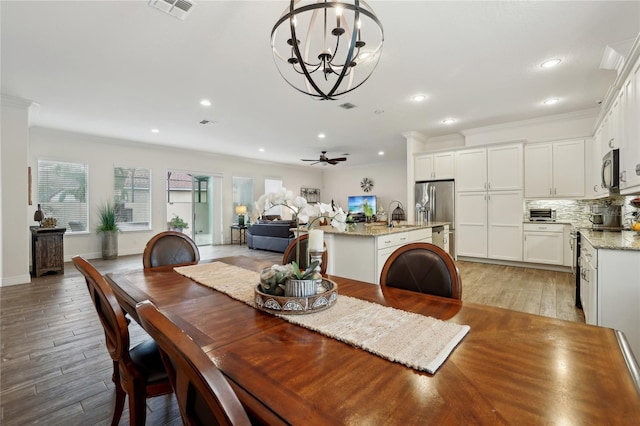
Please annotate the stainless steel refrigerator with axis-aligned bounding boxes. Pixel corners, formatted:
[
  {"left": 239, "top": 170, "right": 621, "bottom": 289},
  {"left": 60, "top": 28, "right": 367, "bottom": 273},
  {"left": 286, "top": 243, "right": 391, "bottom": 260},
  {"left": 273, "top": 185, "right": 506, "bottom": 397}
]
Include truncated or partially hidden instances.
[{"left": 415, "top": 180, "right": 455, "bottom": 256}]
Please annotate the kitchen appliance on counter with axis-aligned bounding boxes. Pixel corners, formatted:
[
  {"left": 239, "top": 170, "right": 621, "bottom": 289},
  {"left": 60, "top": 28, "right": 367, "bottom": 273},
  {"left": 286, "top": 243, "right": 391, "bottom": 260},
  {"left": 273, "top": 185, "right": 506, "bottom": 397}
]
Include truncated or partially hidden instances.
[
  {"left": 529, "top": 208, "right": 556, "bottom": 222},
  {"left": 590, "top": 205, "right": 623, "bottom": 231},
  {"left": 415, "top": 180, "right": 455, "bottom": 255}
]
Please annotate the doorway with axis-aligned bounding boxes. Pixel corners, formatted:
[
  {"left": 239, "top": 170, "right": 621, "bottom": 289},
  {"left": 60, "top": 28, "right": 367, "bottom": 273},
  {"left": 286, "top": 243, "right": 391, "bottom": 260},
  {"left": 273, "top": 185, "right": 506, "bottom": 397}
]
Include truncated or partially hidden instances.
[{"left": 166, "top": 170, "right": 223, "bottom": 246}]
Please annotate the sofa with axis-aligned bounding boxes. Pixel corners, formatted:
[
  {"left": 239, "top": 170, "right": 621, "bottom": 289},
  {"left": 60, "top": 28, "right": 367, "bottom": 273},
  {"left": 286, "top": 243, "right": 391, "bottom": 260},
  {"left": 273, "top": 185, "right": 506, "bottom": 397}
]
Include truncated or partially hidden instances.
[{"left": 247, "top": 219, "right": 297, "bottom": 253}]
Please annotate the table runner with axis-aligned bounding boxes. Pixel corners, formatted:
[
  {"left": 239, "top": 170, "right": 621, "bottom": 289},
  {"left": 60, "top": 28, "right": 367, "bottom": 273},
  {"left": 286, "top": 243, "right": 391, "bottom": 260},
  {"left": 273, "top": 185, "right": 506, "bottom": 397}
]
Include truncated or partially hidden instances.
[{"left": 174, "top": 262, "right": 470, "bottom": 374}]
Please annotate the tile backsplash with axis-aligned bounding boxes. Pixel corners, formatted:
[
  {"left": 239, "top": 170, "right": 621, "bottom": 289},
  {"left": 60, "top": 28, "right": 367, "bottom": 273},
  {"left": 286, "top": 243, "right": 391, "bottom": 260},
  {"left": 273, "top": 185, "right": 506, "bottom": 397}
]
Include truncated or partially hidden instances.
[{"left": 524, "top": 196, "right": 638, "bottom": 228}]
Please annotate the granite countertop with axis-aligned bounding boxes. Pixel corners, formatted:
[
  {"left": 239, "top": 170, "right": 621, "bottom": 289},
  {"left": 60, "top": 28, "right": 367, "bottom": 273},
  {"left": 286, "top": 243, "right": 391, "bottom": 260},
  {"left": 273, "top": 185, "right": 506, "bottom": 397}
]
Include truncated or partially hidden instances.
[
  {"left": 579, "top": 229, "right": 640, "bottom": 251},
  {"left": 317, "top": 222, "right": 450, "bottom": 237}
]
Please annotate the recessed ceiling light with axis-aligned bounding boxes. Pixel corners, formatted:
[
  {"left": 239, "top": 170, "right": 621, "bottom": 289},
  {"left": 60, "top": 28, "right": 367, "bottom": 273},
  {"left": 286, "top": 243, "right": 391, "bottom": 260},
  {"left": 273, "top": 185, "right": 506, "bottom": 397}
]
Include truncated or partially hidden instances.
[
  {"left": 318, "top": 133, "right": 326, "bottom": 139},
  {"left": 378, "top": 151, "right": 384, "bottom": 156},
  {"left": 540, "top": 58, "right": 562, "bottom": 69},
  {"left": 258, "top": 148, "right": 265, "bottom": 152},
  {"left": 411, "top": 94, "right": 427, "bottom": 102},
  {"left": 442, "top": 118, "right": 456, "bottom": 125},
  {"left": 151, "top": 128, "right": 160, "bottom": 133},
  {"left": 543, "top": 98, "right": 560, "bottom": 105},
  {"left": 200, "top": 99, "right": 212, "bottom": 106}
]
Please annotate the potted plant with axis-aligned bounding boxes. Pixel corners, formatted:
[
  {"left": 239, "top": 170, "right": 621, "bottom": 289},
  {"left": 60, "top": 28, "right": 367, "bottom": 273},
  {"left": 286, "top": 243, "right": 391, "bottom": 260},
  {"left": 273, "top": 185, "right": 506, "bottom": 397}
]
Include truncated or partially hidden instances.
[
  {"left": 97, "top": 202, "right": 119, "bottom": 260},
  {"left": 169, "top": 214, "right": 189, "bottom": 232}
]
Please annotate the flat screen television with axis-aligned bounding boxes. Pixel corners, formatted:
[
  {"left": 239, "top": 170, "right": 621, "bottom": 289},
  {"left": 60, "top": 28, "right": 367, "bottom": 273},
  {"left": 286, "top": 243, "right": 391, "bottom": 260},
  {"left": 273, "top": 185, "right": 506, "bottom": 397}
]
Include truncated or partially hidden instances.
[{"left": 347, "top": 195, "right": 376, "bottom": 215}]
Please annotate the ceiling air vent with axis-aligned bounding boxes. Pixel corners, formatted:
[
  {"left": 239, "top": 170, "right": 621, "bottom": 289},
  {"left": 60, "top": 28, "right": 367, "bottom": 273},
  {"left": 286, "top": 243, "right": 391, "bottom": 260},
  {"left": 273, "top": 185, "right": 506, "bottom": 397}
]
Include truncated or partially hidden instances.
[
  {"left": 339, "top": 103, "right": 357, "bottom": 110},
  {"left": 148, "top": 0, "right": 196, "bottom": 20},
  {"left": 199, "top": 119, "right": 215, "bottom": 125}
]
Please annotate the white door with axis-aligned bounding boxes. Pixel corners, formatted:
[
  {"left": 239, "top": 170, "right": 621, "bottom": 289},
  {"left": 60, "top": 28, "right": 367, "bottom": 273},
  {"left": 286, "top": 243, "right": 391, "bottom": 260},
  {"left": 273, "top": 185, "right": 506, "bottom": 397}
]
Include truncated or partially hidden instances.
[
  {"left": 455, "top": 192, "right": 487, "bottom": 257},
  {"left": 487, "top": 190, "right": 523, "bottom": 261},
  {"left": 487, "top": 144, "right": 523, "bottom": 191},
  {"left": 553, "top": 140, "right": 585, "bottom": 197},
  {"left": 524, "top": 143, "right": 553, "bottom": 197},
  {"left": 455, "top": 149, "right": 487, "bottom": 192}
]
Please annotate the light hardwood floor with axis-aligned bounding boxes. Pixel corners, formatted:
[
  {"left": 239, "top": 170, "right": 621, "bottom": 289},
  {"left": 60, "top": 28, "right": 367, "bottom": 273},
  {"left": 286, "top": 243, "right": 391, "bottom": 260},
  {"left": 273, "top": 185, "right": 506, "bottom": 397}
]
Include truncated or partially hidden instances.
[{"left": 1, "top": 245, "right": 582, "bottom": 425}]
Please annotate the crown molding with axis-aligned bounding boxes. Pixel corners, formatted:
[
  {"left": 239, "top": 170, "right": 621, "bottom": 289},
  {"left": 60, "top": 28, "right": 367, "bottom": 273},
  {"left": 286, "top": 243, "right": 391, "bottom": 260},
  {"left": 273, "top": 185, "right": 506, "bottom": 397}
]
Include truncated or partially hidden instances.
[
  {"left": 0, "top": 94, "right": 35, "bottom": 109},
  {"left": 461, "top": 108, "right": 599, "bottom": 137}
]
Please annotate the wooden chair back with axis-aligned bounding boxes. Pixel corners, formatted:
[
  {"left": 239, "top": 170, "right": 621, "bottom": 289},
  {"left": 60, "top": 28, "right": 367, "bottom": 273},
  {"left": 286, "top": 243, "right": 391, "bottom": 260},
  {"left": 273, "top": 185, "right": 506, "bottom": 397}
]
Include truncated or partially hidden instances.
[
  {"left": 282, "top": 233, "right": 327, "bottom": 275},
  {"left": 380, "top": 243, "right": 462, "bottom": 300},
  {"left": 143, "top": 231, "right": 200, "bottom": 270},
  {"left": 136, "top": 300, "right": 251, "bottom": 426},
  {"left": 72, "top": 256, "right": 172, "bottom": 425}
]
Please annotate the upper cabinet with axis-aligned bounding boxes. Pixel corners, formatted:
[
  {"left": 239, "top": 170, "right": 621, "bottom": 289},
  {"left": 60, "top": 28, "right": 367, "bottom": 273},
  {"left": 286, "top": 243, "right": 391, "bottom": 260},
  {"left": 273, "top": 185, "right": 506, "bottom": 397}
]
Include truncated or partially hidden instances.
[
  {"left": 621, "top": 58, "right": 640, "bottom": 192},
  {"left": 455, "top": 143, "right": 522, "bottom": 192},
  {"left": 525, "top": 139, "right": 584, "bottom": 198},
  {"left": 414, "top": 151, "right": 454, "bottom": 181}
]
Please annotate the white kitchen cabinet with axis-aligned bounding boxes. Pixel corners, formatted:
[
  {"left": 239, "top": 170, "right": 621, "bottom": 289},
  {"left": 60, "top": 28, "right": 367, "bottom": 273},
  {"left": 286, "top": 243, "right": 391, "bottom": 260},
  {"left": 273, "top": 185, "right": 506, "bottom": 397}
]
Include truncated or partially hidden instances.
[
  {"left": 524, "top": 139, "right": 584, "bottom": 198},
  {"left": 487, "top": 144, "right": 523, "bottom": 191},
  {"left": 325, "top": 227, "right": 434, "bottom": 285},
  {"left": 414, "top": 151, "right": 454, "bottom": 181},
  {"left": 562, "top": 224, "right": 572, "bottom": 268},
  {"left": 457, "top": 190, "right": 523, "bottom": 261},
  {"left": 487, "top": 191, "right": 523, "bottom": 261},
  {"left": 523, "top": 223, "right": 564, "bottom": 265},
  {"left": 588, "top": 129, "right": 608, "bottom": 198},
  {"left": 455, "top": 149, "right": 487, "bottom": 191},
  {"left": 456, "top": 144, "right": 522, "bottom": 192},
  {"left": 621, "top": 58, "right": 640, "bottom": 192}
]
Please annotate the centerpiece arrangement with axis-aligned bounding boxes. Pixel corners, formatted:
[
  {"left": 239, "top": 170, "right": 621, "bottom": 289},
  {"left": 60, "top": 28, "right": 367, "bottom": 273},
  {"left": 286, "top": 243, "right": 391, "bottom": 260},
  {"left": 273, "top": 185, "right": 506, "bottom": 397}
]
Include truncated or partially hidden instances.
[{"left": 253, "top": 188, "right": 346, "bottom": 314}]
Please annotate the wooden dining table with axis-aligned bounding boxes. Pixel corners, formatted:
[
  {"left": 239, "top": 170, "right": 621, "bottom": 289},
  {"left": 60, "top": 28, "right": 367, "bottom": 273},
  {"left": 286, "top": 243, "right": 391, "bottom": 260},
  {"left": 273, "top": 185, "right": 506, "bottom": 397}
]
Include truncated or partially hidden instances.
[{"left": 106, "top": 256, "right": 640, "bottom": 425}]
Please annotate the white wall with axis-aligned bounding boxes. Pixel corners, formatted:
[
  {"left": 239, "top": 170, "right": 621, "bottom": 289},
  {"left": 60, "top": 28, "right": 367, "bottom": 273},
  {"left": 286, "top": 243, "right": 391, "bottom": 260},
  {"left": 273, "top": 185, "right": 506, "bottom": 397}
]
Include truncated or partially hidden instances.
[
  {"left": 29, "top": 127, "right": 323, "bottom": 261},
  {"left": 322, "top": 159, "right": 408, "bottom": 218},
  {"left": 1, "top": 96, "right": 32, "bottom": 286}
]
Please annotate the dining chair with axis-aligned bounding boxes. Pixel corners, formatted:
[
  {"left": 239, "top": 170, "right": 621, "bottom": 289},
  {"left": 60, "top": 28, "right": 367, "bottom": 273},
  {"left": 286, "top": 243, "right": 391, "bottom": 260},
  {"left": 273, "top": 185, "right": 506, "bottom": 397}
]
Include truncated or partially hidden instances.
[
  {"left": 142, "top": 231, "right": 200, "bottom": 270},
  {"left": 380, "top": 242, "right": 462, "bottom": 299},
  {"left": 282, "top": 233, "right": 327, "bottom": 275},
  {"left": 136, "top": 300, "right": 252, "bottom": 426},
  {"left": 71, "top": 256, "right": 173, "bottom": 426}
]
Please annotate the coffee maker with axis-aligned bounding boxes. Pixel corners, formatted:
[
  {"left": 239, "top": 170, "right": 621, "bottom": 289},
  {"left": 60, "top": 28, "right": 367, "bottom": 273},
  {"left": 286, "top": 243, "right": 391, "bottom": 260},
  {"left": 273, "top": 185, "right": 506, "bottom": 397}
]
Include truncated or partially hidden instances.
[{"left": 590, "top": 205, "right": 623, "bottom": 230}]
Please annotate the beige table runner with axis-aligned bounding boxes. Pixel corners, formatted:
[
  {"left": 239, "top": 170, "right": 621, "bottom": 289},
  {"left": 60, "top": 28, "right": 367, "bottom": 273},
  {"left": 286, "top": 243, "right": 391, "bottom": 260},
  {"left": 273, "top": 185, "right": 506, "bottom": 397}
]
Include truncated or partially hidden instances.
[{"left": 174, "top": 262, "right": 470, "bottom": 374}]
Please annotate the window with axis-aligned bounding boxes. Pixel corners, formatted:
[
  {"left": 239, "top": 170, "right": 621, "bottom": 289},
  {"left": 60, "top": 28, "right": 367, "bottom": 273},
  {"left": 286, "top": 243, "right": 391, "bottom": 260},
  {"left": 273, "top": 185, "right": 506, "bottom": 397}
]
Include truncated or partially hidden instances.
[
  {"left": 114, "top": 166, "right": 151, "bottom": 231},
  {"left": 232, "top": 177, "right": 253, "bottom": 223},
  {"left": 37, "top": 160, "right": 88, "bottom": 233}
]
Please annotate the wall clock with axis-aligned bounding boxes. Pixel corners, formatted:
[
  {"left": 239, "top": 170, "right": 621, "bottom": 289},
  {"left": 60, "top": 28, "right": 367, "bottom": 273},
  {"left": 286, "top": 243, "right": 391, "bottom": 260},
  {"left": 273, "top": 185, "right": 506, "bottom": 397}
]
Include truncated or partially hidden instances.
[{"left": 360, "top": 177, "right": 374, "bottom": 192}]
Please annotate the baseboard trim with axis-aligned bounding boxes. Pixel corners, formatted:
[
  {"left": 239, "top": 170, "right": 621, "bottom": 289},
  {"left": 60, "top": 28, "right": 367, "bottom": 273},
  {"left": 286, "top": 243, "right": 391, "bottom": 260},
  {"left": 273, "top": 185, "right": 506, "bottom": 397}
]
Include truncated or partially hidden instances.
[{"left": 456, "top": 256, "right": 572, "bottom": 273}]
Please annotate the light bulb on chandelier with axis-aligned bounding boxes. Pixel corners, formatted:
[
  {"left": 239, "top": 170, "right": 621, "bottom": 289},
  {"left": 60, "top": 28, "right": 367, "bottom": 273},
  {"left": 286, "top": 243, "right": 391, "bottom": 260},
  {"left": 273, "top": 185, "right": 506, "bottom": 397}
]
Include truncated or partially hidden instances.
[{"left": 271, "top": 0, "right": 384, "bottom": 100}]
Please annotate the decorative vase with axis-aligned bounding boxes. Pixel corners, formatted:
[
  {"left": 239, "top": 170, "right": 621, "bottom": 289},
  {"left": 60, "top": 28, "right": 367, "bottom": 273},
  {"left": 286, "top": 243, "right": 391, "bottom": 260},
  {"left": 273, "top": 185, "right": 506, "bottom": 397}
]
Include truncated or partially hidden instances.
[
  {"left": 285, "top": 279, "right": 317, "bottom": 297},
  {"left": 101, "top": 230, "right": 118, "bottom": 260}
]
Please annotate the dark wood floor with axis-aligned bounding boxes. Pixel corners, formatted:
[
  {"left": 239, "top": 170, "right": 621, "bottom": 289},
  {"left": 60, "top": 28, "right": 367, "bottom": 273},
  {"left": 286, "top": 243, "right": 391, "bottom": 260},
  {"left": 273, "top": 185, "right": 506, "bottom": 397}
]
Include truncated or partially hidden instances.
[{"left": 0, "top": 245, "right": 582, "bottom": 425}]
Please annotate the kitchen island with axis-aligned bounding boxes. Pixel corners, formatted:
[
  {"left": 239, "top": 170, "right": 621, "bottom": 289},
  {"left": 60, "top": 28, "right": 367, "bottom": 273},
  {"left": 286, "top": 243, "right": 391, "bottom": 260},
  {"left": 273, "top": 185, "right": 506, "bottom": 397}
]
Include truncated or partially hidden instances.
[
  {"left": 578, "top": 229, "right": 640, "bottom": 360},
  {"left": 320, "top": 222, "right": 450, "bottom": 284}
]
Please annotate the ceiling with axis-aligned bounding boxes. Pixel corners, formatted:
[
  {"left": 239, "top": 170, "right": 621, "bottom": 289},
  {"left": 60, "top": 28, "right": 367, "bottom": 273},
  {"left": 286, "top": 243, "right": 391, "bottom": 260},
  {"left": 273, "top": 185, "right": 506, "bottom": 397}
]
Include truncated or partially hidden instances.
[{"left": 2, "top": 1, "right": 639, "bottom": 167}]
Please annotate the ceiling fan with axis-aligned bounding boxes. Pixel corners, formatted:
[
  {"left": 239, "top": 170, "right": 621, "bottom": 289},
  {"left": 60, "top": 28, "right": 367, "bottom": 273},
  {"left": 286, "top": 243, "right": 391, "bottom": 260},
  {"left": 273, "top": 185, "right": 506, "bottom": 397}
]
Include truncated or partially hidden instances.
[{"left": 301, "top": 151, "right": 348, "bottom": 166}]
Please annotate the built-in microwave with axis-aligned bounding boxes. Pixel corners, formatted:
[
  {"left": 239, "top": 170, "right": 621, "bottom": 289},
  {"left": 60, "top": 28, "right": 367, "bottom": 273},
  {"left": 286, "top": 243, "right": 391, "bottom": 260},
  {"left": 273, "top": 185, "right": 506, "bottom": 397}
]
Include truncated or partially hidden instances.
[{"left": 601, "top": 148, "right": 619, "bottom": 192}]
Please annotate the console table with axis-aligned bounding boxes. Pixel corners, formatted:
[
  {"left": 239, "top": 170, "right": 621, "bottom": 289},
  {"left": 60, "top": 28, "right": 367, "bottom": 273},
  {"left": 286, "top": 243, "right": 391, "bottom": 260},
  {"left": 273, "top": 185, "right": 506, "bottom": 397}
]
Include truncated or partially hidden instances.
[{"left": 30, "top": 226, "right": 66, "bottom": 278}]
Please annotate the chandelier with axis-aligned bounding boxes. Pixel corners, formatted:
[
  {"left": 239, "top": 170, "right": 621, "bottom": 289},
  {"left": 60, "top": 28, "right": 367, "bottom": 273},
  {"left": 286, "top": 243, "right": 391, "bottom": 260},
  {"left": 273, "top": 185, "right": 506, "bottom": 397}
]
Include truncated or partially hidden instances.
[{"left": 271, "top": 0, "right": 384, "bottom": 100}]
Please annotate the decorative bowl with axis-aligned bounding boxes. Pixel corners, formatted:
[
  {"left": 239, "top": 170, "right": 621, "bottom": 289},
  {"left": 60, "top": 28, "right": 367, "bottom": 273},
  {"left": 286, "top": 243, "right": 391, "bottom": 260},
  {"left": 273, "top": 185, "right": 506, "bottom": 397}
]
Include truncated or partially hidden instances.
[
  {"left": 255, "top": 278, "right": 338, "bottom": 315},
  {"left": 630, "top": 199, "right": 640, "bottom": 209}
]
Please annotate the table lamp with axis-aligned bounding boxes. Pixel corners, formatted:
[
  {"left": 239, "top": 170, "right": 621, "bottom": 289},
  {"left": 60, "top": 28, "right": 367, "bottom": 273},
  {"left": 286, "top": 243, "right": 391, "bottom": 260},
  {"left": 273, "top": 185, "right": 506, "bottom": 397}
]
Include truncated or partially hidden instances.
[{"left": 235, "top": 205, "right": 247, "bottom": 226}]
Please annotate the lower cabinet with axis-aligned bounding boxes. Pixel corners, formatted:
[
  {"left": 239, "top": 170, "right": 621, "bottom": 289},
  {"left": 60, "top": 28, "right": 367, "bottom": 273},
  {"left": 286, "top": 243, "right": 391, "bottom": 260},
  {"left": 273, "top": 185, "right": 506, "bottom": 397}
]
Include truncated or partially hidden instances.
[
  {"left": 325, "top": 227, "right": 433, "bottom": 285},
  {"left": 578, "top": 234, "right": 640, "bottom": 358},
  {"left": 523, "top": 223, "right": 564, "bottom": 265}
]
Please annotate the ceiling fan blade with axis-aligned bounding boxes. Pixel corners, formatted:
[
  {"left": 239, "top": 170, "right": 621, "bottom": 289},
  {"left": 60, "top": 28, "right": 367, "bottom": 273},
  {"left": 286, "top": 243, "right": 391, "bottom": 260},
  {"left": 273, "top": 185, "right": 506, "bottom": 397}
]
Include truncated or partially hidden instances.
[
  {"left": 328, "top": 157, "right": 347, "bottom": 162},
  {"left": 327, "top": 160, "right": 339, "bottom": 165},
  {"left": 301, "top": 159, "right": 317, "bottom": 161}
]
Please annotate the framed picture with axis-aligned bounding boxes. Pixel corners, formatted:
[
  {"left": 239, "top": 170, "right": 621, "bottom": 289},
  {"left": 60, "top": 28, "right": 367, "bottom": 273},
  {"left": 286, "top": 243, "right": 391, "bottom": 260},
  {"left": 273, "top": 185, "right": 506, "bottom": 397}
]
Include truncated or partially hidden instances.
[{"left": 301, "top": 187, "right": 320, "bottom": 203}]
